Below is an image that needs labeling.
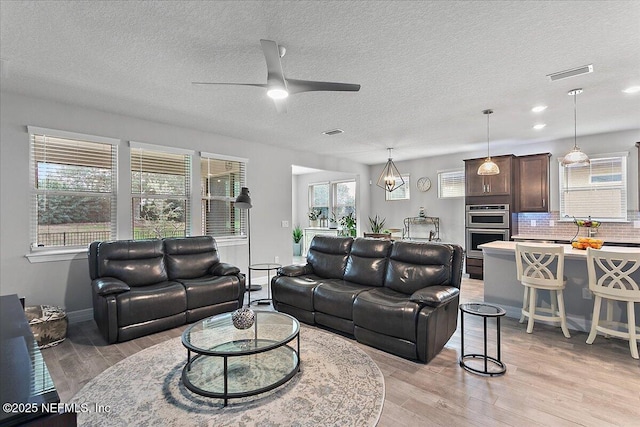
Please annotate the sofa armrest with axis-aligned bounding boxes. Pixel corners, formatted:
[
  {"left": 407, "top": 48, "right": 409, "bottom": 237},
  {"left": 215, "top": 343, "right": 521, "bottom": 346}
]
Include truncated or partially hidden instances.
[
  {"left": 410, "top": 285, "right": 460, "bottom": 308},
  {"left": 278, "top": 264, "right": 313, "bottom": 277},
  {"left": 92, "top": 277, "right": 131, "bottom": 296},
  {"left": 210, "top": 262, "right": 241, "bottom": 276}
]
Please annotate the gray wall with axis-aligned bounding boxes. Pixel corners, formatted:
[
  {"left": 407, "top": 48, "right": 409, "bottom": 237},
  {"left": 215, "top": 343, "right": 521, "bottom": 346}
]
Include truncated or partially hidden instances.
[
  {"left": 0, "top": 91, "right": 371, "bottom": 318},
  {"left": 369, "top": 129, "right": 640, "bottom": 248}
]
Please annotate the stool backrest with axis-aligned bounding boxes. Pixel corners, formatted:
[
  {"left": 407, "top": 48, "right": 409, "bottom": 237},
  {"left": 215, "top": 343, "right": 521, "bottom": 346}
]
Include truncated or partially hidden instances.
[
  {"left": 586, "top": 248, "right": 640, "bottom": 300},
  {"left": 515, "top": 243, "right": 565, "bottom": 288}
]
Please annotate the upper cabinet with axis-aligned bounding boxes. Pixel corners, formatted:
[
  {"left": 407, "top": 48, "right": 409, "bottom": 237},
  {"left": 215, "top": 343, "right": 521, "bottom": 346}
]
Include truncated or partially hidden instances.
[
  {"left": 518, "top": 153, "right": 550, "bottom": 212},
  {"left": 464, "top": 155, "right": 517, "bottom": 204}
]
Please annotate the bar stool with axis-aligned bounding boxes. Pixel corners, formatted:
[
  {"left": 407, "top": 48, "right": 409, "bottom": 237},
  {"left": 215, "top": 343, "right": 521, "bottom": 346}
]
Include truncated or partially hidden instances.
[
  {"left": 515, "top": 243, "right": 571, "bottom": 338},
  {"left": 586, "top": 248, "right": 640, "bottom": 359}
]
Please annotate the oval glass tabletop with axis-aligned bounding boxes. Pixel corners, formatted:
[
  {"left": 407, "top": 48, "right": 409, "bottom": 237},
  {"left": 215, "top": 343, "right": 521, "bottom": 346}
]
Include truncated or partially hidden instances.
[
  {"left": 459, "top": 302, "right": 506, "bottom": 317},
  {"left": 248, "top": 263, "right": 282, "bottom": 270},
  {"left": 182, "top": 311, "right": 299, "bottom": 356}
]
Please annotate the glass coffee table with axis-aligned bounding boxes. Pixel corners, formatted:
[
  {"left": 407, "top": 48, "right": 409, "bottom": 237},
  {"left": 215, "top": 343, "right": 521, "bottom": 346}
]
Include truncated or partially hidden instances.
[{"left": 181, "top": 311, "right": 300, "bottom": 406}]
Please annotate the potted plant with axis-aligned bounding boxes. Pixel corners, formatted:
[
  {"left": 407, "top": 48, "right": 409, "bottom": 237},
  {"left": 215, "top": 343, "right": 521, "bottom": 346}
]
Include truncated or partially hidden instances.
[
  {"left": 339, "top": 212, "right": 357, "bottom": 237},
  {"left": 364, "top": 215, "right": 391, "bottom": 239},
  {"left": 292, "top": 225, "right": 303, "bottom": 256},
  {"left": 308, "top": 209, "right": 321, "bottom": 227}
]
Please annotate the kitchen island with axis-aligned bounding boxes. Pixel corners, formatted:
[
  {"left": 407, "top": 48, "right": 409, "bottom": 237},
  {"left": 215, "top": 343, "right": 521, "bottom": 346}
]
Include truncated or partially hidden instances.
[{"left": 479, "top": 241, "right": 640, "bottom": 333}]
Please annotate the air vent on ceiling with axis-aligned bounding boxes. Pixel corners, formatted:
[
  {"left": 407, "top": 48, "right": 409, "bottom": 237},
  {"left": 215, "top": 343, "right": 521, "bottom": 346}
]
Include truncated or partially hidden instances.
[
  {"left": 547, "top": 64, "right": 593, "bottom": 82},
  {"left": 322, "top": 129, "right": 344, "bottom": 136}
]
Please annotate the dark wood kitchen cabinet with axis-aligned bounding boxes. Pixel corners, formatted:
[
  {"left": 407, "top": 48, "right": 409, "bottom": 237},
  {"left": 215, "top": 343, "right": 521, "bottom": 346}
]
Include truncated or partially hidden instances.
[
  {"left": 464, "top": 155, "right": 517, "bottom": 206},
  {"left": 518, "top": 153, "right": 550, "bottom": 212}
]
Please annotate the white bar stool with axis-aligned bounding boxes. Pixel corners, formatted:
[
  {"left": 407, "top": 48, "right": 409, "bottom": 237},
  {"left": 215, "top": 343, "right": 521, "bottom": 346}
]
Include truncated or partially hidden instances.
[
  {"left": 586, "top": 248, "right": 640, "bottom": 359},
  {"left": 515, "top": 243, "right": 571, "bottom": 338}
]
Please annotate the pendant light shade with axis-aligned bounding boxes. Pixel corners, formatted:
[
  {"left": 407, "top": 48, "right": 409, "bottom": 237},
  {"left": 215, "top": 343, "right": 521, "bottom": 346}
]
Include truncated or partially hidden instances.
[
  {"left": 477, "top": 109, "right": 500, "bottom": 176},
  {"left": 561, "top": 88, "right": 590, "bottom": 167},
  {"left": 376, "top": 148, "right": 405, "bottom": 192}
]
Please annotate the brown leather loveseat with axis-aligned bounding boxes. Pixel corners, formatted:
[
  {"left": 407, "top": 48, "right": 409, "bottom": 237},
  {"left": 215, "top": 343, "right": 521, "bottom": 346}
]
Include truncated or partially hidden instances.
[
  {"left": 88, "top": 236, "right": 245, "bottom": 343},
  {"left": 272, "top": 236, "right": 463, "bottom": 363}
]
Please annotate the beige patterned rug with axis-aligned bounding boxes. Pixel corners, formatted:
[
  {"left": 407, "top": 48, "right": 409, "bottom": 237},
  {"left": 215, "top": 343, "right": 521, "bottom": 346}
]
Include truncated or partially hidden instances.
[{"left": 70, "top": 326, "right": 384, "bottom": 426}]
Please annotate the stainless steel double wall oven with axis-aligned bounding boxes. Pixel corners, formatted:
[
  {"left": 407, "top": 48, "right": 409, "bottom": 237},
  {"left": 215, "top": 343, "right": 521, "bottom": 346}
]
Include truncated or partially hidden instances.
[{"left": 465, "top": 204, "right": 511, "bottom": 258}]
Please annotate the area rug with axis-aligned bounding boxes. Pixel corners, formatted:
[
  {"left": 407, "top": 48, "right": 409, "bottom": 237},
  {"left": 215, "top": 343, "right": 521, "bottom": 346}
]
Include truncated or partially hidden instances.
[{"left": 70, "top": 326, "right": 384, "bottom": 426}]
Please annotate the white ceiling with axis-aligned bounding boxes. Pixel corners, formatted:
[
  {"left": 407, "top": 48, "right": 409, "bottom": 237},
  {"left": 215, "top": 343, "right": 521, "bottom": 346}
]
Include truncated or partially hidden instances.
[{"left": 1, "top": 1, "right": 639, "bottom": 165}]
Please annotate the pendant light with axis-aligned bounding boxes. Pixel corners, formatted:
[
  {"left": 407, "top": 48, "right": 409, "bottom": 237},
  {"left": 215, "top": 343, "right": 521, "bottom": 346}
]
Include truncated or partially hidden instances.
[
  {"left": 561, "top": 88, "right": 590, "bottom": 167},
  {"left": 477, "top": 109, "right": 500, "bottom": 176},
  {"left": 376, "top": 148, "right": 405, "bottom": 192}
]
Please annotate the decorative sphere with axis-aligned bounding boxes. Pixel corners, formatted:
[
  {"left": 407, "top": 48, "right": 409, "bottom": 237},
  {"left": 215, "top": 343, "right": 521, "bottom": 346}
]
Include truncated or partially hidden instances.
[{"left": 231, "top": 307, "right": 255, "bottom": 329}]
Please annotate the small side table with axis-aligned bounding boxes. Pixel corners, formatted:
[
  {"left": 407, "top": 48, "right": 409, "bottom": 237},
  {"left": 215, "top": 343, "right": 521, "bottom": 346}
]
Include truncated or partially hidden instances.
[
  {"left": 459, "top": 302, "right": 506, "bottom": 376},
  {"left": 248, "top": 263, "right": 281, "bottom": 306}
]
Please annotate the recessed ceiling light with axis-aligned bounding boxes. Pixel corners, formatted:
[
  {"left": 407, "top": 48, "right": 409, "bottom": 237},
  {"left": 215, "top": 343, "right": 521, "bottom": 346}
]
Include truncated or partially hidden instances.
[
  {"left": 531, "top": 105, "right": 547, "bottom": 113},
  {"left": 622, "top": 86, "right": 640, "bottom": 94},
  {"left": 533, "top": 124, "right": 547, "bottom": 130}
]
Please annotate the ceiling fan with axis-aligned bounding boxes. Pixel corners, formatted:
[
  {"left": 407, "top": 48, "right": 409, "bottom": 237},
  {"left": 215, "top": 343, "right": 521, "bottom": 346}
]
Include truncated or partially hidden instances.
[{"left": 192, "top": 39, "right": 361, "bottom": 113}]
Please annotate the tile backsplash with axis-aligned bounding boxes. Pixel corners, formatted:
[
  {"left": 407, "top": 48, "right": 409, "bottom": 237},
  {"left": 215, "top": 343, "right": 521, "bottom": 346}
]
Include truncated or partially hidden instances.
[{"left": 516, "top": 211, "right": 640, "bottom": 241}]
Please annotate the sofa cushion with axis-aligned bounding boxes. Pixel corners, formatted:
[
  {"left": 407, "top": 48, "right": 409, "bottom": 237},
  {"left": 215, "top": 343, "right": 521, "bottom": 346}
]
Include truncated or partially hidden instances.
[
  {"left": 353, "top": 287, "right": 421, "bottom": 342},
  {"left": 164, "top": 236, "right": 220, "bottom": 280},
  {"left": 178, "top": 275, "right": 241, "bottom": 309},
  {"left": 116, "top": 281, "right": 186, "bottom": 326},
  {"left": 98, "top": 240, "right": 167, "bottom": 286},
  {"left": 314, "top": 279, "right": 373, "bottom": 320},
  {"left": 307, "top": 236, "right": 353, "bottom": 280},
  {"left": 272, "top": 275, "right": 324, "bottom": 312},
  {"left": 384, "top": 241, "right": 454, "bottom": 295},
  {"left": 343, "top": 238, "right": 392, "bottom": 287}
]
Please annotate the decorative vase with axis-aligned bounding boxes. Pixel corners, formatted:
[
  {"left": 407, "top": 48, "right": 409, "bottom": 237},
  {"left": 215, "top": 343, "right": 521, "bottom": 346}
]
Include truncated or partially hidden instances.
[
  {"left": 309, "top": 219, "right": 319, "bottom": 227},
  {"left": 293, "top": 242, "right": 302, "bottom": 256},
  {"left": 231, "top": 307, "right": 255, "bottom": 329}
]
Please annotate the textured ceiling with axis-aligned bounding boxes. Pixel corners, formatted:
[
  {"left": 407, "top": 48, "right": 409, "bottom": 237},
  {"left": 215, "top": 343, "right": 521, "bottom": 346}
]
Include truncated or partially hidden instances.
[{"left": 1, "top": 1, "right": 639, "bottom": 165}]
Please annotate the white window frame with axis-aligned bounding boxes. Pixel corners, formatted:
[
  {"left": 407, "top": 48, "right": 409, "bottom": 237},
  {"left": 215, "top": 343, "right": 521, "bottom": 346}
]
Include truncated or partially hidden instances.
[
  {"left": 385, "top": 174, "right": 410, "bottom": 201},
  {"left": 130, "top": 141, "right": 194, "bottom": 240},
  {"left": 438, "top": 168, "right": 465, "bottom": 199},
  {"left": 307, "top": 179, "right": 357, "bottom": 223},
  {"left": 27, "top": 126, "right": 119, "bottom": 259},
  {"left": 200, "top": 152, "right": 248, "bottom": 242},
  {"left": 559, "top": 152, "right": 628, "bottom": 222}
]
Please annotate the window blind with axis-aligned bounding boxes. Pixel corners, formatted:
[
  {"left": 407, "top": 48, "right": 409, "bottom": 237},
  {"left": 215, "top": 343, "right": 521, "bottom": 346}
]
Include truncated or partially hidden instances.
[
  {"left": 30, "top": 132, "right": 117, "bottom": 248},
  {"left": 309, "top": 182, "right": 330, "bottom": 219},
  {"left": 131, "top": 146, "right": 191, "bottom": 239},
  {"left": 200, "top": 154, "right": 247, "bottom": 239},
  {"left": 560, "top": 154, "right": 628, "bottom": 221},
  {"left": 438, "top": 169, "right": 465, "bottom": 198}
]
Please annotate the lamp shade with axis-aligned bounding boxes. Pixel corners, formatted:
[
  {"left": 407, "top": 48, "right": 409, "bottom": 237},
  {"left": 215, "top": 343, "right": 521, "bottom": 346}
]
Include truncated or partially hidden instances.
[
  {"left": 477, "top": 158, "right": 500, "bottom": 175},
  {"left": 235, "top": 187, "right": 252, "bottom": 209}
]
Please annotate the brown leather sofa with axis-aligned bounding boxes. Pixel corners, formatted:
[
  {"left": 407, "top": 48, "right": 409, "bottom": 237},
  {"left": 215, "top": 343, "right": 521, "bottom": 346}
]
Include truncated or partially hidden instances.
[
  {"left": 88, "top": 236, "right": 245, "bottom": 343},
  {"left": 272, "top": 236, "right": 463, "bottom": 363}
]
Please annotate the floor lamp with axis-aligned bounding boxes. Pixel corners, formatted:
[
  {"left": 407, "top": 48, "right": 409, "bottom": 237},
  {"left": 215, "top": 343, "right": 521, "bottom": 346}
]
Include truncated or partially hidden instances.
[{"left": 235, "top": 187, "right": 262, "bottom": 293}]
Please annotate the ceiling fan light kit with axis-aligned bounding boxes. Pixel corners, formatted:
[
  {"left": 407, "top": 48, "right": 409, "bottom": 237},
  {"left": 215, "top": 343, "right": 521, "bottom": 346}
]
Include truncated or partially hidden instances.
[
  {"left": 193, "top": 39, "right": 360, "bottom": 112},
  {"left": 477, "top": 109, "right": 500, "bottom": 176},
  {"left": 377, "top": 148, "right": 405, "bottom": 192},
  {"left": 561, "top": 88, "right": 590, "bottom": 168}
]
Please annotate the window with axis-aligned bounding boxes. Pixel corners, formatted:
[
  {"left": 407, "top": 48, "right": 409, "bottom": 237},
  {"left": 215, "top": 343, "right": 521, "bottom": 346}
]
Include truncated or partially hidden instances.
[
  {"left": 29, "top": 127, "right": 117, "bottom": 249},
  {"left": 438, "top": 169, "right": 465, "bottom": 198},
  {"left": 309, "top": 182, "right": 330, "bottom": 219},
  {"left": 385, "top": 174, "right": 410, "bottom": 200},
  {"left": 333, "top": 180, "right": 356, "bottom": 219},
  {"left": 559, "top": 153, "right": 628, "bottom": 221},
  {"left": 131, "top": 143, "right": 191, "bottom": 239},
  {"left": 201, "top": 153, "right": 247, "bottom": 239}
]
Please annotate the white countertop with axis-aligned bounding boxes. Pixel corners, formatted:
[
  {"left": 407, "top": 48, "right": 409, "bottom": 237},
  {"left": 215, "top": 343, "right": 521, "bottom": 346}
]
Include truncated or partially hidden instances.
[
  {"left": 511, "top": 234, "right": 640, "bottom": 245},
  {"left": 480, "top": 240, "right": 640, "bottom": 259}
]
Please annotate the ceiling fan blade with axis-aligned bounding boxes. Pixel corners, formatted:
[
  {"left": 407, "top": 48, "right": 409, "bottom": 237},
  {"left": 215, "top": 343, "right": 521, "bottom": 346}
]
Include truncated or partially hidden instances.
[
  {"left": 260, "top": 39, "right": 286, "bottom": 87},
  {"left": 286, "top": 79, "right": 361, "bottom": 94},
  {"left": 192, "top": 82, "right": 267, "bottom": 88},
  {"left": 273, "top": 98, "right": 288, "bottom": 114}
]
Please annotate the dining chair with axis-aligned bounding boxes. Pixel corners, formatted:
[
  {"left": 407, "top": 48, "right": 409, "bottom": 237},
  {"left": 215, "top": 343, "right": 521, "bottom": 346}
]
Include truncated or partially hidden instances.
[
  {"left": 515, "top": 243, "right": 571, "bottom": 338},
  {"left": 586, "top": 248, "right": 640, "bottom": 359}
]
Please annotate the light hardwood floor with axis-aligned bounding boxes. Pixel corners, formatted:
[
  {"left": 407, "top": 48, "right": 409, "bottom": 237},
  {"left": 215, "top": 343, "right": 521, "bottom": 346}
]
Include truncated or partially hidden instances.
[{"left": 43, "top": 278, "right": 640, "bottom": 426}]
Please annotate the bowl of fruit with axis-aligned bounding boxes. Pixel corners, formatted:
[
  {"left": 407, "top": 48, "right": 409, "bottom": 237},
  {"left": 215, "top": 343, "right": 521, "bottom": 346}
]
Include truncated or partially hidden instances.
[{"left": 571, "top": 237, "right": 604, "bottom": 250}]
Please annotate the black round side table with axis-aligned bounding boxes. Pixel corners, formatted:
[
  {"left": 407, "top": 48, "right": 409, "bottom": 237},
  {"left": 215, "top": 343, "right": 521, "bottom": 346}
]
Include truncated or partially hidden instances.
[
  {"left": 459, "top": 302, "right": 506, "bottom": 376},
  {"left": 248, "top": 263, "right": 281, "bottom": 306}
]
